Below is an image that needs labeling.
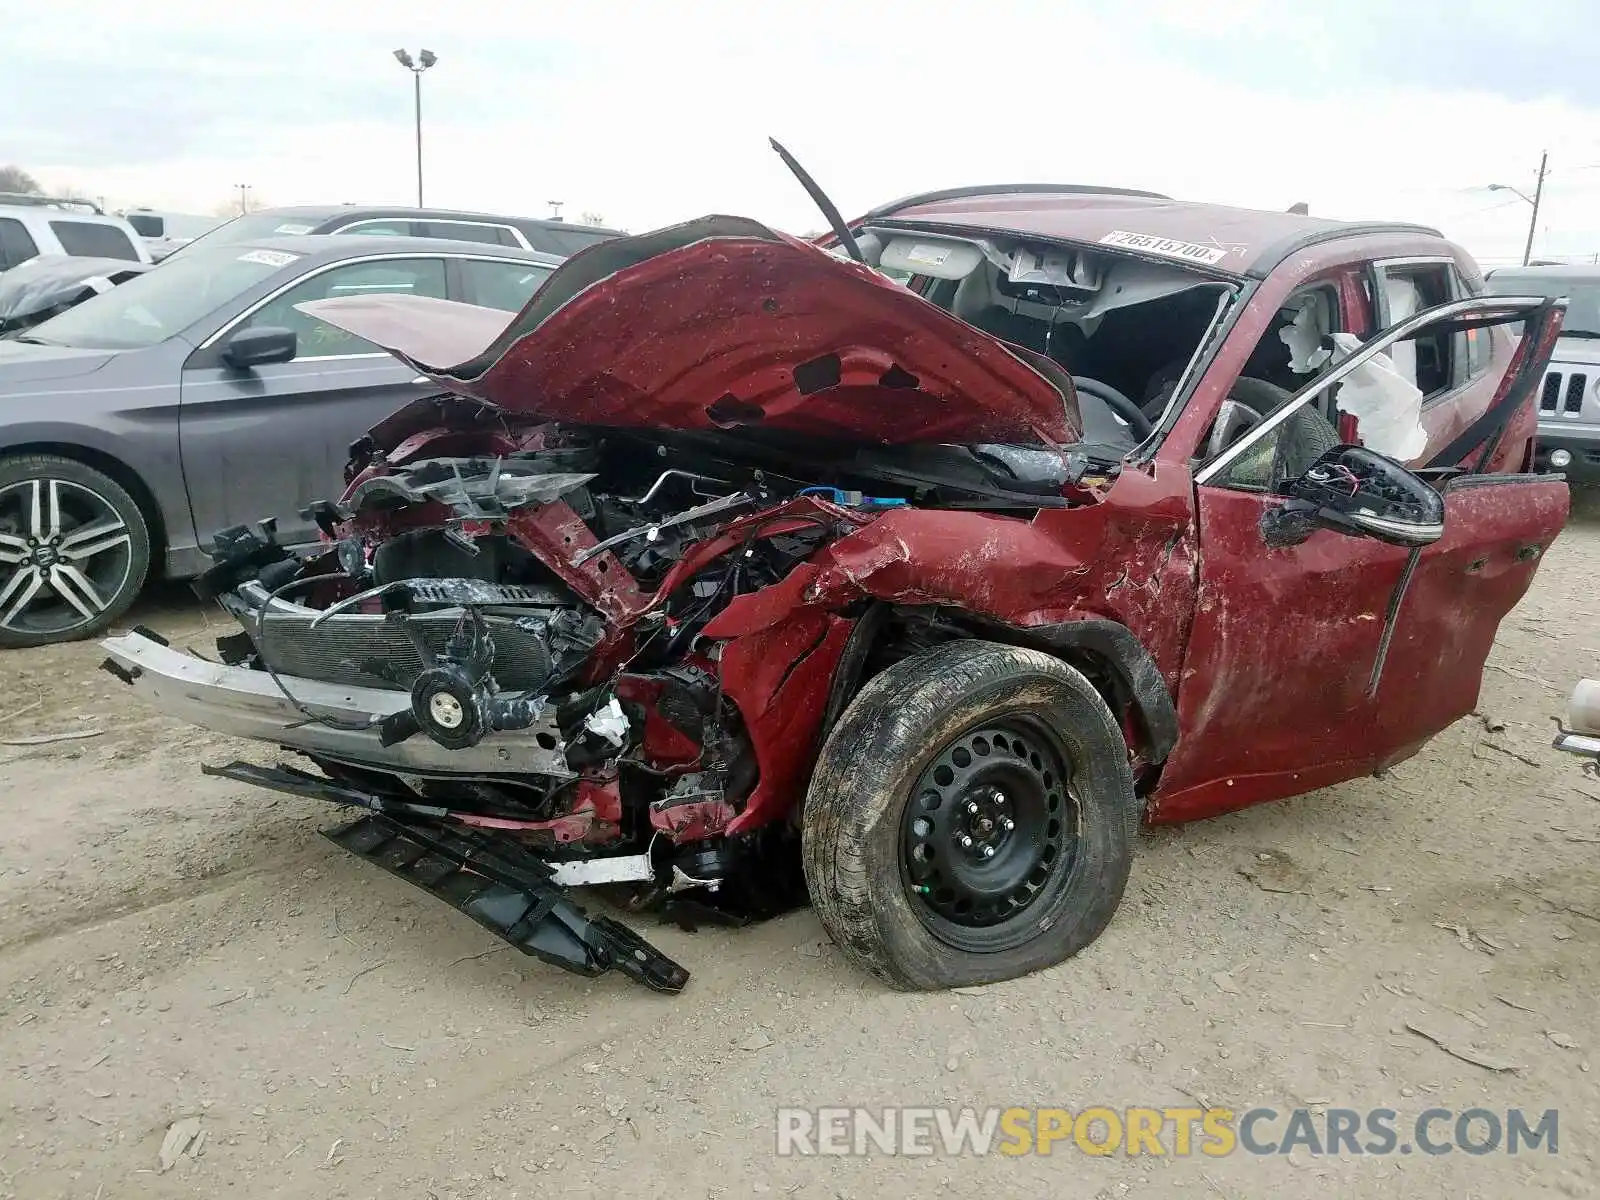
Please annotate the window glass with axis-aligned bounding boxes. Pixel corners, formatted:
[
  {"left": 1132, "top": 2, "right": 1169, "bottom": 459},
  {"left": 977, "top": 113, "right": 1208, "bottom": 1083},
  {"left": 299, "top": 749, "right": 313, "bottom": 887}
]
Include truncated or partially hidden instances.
[
  {"left": 1209, "top": 286, "right": 1343, "bottom": 491},
  {"left": 238, "top": 257, "right": 446, "bottom": 358},
  {"left": 0, "top": 217, "right": 39, "bottom": 270},
  {"left": 421, "top": 222, "right": 517, "bottom": 246},
  {"left": 1377, "top": 266, "right": 1453, "bottom": 395},
  {"left": 125, "top": 213, "right": 164, "bottom": 237},
  {"left": 48, "top": 220, "right": 140, "bottom": 261},
  {"left": 521, "top": 226, "right": 616, "bottom": 255},
  {"left": 27, "top": 244, "right": 297, "bottom": 349},
  {"left": 1487, "top": 271, "right": 1600, "bottom": 338},
  {"left": 459, "top": 259, "right": 554, "bottom": 312},
  {"left": 166, "top": 213, "right": 325, "bottom": 258},
  {"left": 338, "top": 221, "right": 415, "bottom": 238}
]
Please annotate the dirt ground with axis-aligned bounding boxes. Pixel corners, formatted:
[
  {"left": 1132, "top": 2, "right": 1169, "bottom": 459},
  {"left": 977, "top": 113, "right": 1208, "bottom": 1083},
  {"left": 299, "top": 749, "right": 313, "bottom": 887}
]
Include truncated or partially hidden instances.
[{"left": 2, "top": 493, "right": 1598, "bottom": 1200}]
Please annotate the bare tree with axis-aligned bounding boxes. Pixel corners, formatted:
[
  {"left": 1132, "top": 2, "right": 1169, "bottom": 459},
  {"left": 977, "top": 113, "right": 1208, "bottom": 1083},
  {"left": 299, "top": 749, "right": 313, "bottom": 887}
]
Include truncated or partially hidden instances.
[
  {"left": 208, "top": 191, "right": 272, "bottom": 219},
  {"left": 579, "top": 211, "right": 609, "bottom": 227},
  {"left": 0, "top": 165, "right": 42, "bottom": 194}
]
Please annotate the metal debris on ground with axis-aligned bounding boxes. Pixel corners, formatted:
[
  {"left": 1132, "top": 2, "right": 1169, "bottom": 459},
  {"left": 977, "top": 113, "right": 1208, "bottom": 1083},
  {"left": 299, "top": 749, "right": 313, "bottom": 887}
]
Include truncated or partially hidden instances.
[{"left": 1403, "top": 1019, "right": 1522, "bottom": 1073}]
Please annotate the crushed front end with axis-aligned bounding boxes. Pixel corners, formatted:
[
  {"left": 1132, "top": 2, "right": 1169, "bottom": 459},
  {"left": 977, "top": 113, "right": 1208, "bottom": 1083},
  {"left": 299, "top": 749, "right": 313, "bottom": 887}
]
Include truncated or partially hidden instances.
[
  {"left": 103, "top": 397, "right": 1100, "bottom": 991},
  {"left": 101, "top": 216, "right": 1112, "bottom": 991}
]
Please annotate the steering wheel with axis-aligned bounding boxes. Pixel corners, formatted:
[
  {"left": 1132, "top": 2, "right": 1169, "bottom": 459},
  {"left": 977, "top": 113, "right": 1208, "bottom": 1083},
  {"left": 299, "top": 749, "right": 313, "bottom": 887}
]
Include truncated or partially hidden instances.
[{"left": 1071, "top": 376, "right": 1153, "bottom": 441}]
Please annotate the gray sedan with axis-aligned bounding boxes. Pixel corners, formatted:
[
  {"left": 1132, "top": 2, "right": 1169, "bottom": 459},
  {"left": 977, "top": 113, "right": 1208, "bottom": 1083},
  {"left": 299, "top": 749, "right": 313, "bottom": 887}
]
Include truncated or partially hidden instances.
[{"left": 0, "top": 235, "right": 560, "bottom": 647}]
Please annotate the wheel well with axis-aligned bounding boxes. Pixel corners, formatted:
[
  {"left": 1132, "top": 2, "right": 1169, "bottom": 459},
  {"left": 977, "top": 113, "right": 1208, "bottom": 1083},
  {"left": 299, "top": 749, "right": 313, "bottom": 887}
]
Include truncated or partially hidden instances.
[
  {"left": 825, "top": 604, "right": 1178, "bottom": 771},
  {"left": 0, "top": 442, "right": 169, "bottom": 576}
]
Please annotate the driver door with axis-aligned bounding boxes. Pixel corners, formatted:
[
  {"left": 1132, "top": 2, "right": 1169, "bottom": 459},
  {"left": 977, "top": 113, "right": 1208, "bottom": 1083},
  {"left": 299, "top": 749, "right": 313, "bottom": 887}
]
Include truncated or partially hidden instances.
[{"left": 1152, "top": 295, "right": 1569, "bottom": 823}]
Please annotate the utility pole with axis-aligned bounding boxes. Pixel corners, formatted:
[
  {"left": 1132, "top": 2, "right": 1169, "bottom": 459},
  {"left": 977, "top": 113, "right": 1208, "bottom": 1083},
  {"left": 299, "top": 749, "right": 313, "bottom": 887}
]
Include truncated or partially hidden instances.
[
  {"left": 393, "top": 49, "right": 438, "bottom": 206},
  {"left": 1522, "top": 150, "right": 1549, "bottom": 267},
  {"left": 235, "top": 183, "right": 252, "bottom": 215}
]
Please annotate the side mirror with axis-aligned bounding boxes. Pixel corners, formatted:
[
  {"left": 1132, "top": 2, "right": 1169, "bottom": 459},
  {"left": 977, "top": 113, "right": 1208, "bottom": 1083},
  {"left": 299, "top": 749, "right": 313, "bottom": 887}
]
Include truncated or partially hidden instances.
[
  {"left": 222, "top": 325, "right": 296, "bottom": 368},
  {"left": 1263, "top": 445, "right": 1444, "bottom": 549}
]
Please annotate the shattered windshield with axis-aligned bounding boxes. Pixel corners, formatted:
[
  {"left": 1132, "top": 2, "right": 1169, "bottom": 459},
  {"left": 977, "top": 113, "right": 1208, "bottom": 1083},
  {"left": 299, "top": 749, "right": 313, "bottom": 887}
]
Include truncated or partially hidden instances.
[
  {"left": 1487, "top": 273, "right": 1600, "bottom": 337},
  {"left": 22, "top": 245, "right": 300, "bottom": 350}
]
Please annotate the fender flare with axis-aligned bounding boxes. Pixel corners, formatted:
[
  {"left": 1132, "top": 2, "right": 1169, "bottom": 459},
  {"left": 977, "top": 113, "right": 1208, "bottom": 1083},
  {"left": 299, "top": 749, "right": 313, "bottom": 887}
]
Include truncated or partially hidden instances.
[
  {"left": 958, "top": 614, "right": 1179, "bottom": 763},
  {"left": 819, "top": 605, "right": 1179, "bottom": 764}
]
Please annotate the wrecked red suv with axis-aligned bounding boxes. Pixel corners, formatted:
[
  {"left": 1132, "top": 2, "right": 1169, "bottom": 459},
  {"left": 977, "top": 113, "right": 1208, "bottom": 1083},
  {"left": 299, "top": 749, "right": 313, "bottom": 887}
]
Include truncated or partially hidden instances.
[{"left": 102, "top": 185, "right": 1570, "bottom": 994}]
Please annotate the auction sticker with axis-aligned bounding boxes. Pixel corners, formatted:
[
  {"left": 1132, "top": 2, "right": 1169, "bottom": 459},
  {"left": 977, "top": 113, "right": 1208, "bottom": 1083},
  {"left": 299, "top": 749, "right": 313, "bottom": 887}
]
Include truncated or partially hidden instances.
[
  {"left": 904, "top": 242, "right": 954, "bottom": 267},
  {"left": 1099, "top": 230, "right": 1232, "bottom": 266},
  {"left": 237, "top": 249, "right": 301, "bottom": 267}
]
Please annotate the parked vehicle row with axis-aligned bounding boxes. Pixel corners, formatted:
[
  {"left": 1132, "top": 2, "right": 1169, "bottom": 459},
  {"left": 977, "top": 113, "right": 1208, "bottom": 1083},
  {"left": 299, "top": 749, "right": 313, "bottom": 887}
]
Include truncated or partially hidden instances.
[
  {"left": 0, "top": 199, "right": 151, "bottom": 272},
  {"left": 0, "top": 234, "right": 563, "bottom": 646}
]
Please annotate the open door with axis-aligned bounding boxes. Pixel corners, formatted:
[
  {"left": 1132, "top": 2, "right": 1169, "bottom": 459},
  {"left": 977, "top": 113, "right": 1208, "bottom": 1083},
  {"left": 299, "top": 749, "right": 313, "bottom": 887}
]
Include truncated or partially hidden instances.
[{"left": 1153, "top": 295, "right": 1569, "bottom": 823}]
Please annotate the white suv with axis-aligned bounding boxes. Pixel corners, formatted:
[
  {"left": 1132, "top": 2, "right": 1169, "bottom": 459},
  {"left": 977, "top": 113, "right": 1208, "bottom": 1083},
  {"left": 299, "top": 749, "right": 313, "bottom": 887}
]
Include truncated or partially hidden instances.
[{"left": 0, "top": 198, "right": 153, "bottom": 272}]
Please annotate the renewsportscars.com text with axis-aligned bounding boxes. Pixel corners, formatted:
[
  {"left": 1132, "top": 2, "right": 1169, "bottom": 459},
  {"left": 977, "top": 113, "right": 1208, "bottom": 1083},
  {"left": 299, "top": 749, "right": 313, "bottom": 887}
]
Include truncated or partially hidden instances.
[{"left": 774, "top": 1105, "right": 1559, "bottom": 1158}]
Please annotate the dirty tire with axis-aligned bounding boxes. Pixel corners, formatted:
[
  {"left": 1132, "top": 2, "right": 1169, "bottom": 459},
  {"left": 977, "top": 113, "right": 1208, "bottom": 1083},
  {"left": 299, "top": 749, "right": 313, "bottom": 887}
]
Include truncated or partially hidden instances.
[
  {"left": 0, "top": 453, "right": 150, "bottom": 649},
  {"left": 803, "top": 640, "right": 1136, "bottom": 990}
]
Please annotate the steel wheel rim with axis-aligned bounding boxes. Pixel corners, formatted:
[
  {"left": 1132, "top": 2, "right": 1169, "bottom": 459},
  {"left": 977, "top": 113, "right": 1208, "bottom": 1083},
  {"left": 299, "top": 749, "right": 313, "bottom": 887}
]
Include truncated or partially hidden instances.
[
  {"left": 0, "top": 477, "right": 133, "bottom": 637},
  {"left": 900, "top": 716, "right": 1082, "bottom": 953}
]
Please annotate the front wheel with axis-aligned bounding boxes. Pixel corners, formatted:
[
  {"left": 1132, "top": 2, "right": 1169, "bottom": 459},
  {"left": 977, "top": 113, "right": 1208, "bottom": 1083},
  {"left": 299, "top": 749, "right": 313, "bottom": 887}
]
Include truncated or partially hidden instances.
[
  {"left": 0, "top": 454, "right": 151, "bottom": 649},
  {"left": 803, "top": 640, "right": 1137, "bottom": 989}
]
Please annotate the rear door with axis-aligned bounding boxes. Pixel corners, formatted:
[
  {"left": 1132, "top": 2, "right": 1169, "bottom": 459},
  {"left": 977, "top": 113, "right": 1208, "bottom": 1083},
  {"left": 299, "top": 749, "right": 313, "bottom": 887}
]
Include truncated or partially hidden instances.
[
  {"left": 1155, "top": 295, "right": 1568, "bottom": 820},
  {"left": 1365, "top": 257, "right": 1523, "bottom": 470},
  {"left": 177, "top": 254, "right": 446, "bottom": 549}
]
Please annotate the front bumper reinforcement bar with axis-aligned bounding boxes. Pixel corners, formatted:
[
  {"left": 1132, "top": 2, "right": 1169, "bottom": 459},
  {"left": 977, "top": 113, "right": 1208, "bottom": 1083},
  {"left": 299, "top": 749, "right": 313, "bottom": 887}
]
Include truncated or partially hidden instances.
[
  {"left": 202, "top": 761, "right": 688, "bottom": 993},
  {"left": 327, "top": 812, "right": 690, "bottom": 993}
]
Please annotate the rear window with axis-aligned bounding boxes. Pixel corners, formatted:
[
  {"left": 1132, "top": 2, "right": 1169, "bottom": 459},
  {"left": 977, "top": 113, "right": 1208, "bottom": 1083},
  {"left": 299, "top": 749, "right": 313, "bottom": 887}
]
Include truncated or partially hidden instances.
[
  {"left": 125, "top": 213, "right": 164, "bottom": 237},
  {"left": 49, "top": 220, "right": 140, "bottom": 261},
  {"left": 519, "top": 226, "right": 617, "bottom": 256},
  {"left": 0, "top": 217, "right": 39, "bottom": 270},
  {"left": 419, "top": 221, "right": 519, "bottom": 247}
]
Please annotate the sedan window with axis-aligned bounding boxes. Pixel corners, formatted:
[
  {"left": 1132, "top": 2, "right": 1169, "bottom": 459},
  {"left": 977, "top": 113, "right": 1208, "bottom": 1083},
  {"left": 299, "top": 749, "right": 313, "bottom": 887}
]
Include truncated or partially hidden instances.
[
  {"left": 420, "top": 222, "right": 518, "bottom": 246},
  {"left": 459, "top": 258, "right": 554, "bottom": 312},
  {"left": 337, "top": 221, "right": 415, "bottom": 238},
  {"left": 238, "top": 257, "right": 447, "bottom": 359}
]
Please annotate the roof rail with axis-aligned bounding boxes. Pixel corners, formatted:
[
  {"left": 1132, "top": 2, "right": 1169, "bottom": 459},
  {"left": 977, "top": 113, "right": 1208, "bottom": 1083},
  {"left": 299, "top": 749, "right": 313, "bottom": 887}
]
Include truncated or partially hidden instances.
[
  {"left": 863, "top": 183, "right": 1169, "bottom": 222},
  {"left": 0, "top": 191, "right": 105, "bottom": 215}
]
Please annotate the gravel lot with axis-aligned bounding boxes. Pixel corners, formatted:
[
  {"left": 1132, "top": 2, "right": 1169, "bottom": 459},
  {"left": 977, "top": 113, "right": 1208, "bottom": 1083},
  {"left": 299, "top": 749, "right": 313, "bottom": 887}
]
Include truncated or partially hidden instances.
[{"left": 2, "top": 489, "right": 1597, "bottom": 1199}]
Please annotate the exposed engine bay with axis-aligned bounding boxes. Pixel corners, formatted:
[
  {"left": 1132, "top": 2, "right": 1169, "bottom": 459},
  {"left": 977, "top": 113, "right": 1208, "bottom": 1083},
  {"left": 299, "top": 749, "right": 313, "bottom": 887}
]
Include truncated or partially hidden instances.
[{"left": 103, "top": 395, "right": 1109, "bottom": 991}]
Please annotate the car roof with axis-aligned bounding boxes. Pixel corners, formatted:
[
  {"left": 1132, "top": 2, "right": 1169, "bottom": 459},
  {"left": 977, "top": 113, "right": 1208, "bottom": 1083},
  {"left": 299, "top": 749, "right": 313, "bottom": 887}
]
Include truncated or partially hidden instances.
[
  {"left": 0, "top": 204, "right": 136, "bottom": 225},
  {"left": 253, "top": 204, "right": 625, "bottom": 236},
  {"left": 861, "top": 185, "right": 1443, "bottom": 279},
  {"left": 229, "top": 233, "right": 566, "bottom": 266},
  {"left": 1487, "top": 263, "right": 1600, "bottom": 280}
]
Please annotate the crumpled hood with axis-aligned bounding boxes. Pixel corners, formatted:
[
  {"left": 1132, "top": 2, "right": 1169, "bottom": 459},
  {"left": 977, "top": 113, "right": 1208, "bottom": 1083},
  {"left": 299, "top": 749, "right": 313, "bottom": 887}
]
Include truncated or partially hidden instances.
[{"left": 298, "top": 215, "right": 1080, "bottom": 445}]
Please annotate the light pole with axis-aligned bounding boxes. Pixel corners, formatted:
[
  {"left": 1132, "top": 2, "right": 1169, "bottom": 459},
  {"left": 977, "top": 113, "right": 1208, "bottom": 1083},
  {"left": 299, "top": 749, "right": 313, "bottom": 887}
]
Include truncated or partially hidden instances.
[
  {"left": 235, "top": 183, "right": 252, "bottom": 215},
  {"left": 547, "top": 200, "right": 564, "bottom": 220},
  {"left": 1488, "top": 150, "right": 1549, "bottom": 267},
  {"left": 392, "top": 49, "right": 438, "bottom": 207}
]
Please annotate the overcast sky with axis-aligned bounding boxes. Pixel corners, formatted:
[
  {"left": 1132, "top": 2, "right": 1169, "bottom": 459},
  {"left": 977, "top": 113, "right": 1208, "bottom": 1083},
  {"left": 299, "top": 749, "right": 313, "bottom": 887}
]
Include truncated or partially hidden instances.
[{"left": 8, "top": 0, "right": 1600, "bottom": 264}]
